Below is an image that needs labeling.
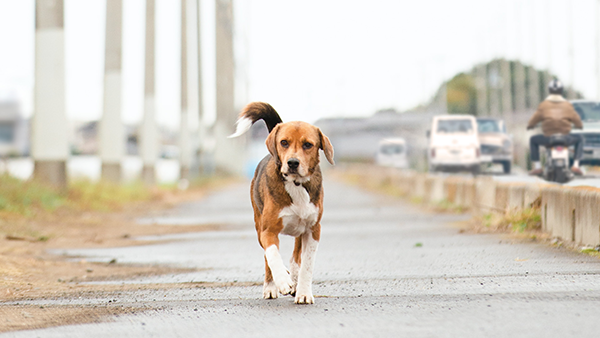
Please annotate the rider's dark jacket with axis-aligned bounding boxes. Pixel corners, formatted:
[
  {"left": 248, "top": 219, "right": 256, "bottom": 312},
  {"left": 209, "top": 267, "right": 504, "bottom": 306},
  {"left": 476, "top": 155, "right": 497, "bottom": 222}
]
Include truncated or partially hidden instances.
[{"left": 526, "top": 94, "right": 583, "bottom": 136}]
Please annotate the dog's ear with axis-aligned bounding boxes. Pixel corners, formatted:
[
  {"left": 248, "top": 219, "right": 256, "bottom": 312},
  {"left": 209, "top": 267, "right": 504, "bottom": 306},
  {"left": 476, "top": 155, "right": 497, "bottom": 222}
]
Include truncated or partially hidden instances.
[
  {"left": 318, "top": 128, "right": 335, "bottom": 165},
  {"left": 265, "top": 124, "right": 281, "bottom": 161}
]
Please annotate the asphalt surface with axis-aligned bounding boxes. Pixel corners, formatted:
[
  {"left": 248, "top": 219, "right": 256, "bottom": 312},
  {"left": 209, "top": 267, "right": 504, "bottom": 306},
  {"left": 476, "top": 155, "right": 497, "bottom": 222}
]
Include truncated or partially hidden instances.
[{"left": 4, "top": 179, "right": 600, "bottom": 337}]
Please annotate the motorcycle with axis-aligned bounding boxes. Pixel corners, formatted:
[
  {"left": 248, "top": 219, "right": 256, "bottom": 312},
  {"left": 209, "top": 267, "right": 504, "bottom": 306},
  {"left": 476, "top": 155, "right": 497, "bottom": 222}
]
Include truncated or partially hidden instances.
[{"left": 542, "top": 134, "right": 573, "bottom": 183}]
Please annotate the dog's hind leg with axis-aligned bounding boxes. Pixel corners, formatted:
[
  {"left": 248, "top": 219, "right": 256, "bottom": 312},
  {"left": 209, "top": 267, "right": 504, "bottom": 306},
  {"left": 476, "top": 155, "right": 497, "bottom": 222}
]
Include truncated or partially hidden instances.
[
  {"left": 294, "top": 227, "right": 320, "bottom": 304},
  {"left": 289, "top": 236, "right": 302, "bottom": 296}
]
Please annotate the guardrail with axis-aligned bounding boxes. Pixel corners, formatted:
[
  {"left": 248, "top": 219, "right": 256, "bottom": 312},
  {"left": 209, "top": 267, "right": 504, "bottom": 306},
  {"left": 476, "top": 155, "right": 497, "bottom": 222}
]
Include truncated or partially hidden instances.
[{"left": 337, "top": 164, "right": 600, "bottom": 247}]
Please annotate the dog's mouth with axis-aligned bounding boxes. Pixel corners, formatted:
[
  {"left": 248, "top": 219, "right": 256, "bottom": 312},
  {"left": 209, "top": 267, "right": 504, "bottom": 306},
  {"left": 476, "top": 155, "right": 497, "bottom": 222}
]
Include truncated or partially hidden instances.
[{"left": 282, "top": 172, "right": 308, "bottom": 186}]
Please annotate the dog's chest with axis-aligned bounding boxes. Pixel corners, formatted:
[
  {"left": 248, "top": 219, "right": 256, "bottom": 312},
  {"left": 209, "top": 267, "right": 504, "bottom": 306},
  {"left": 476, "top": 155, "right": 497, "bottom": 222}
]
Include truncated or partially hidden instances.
[{"left": 278, "top": 181, "right": 319, "bottom": 237}]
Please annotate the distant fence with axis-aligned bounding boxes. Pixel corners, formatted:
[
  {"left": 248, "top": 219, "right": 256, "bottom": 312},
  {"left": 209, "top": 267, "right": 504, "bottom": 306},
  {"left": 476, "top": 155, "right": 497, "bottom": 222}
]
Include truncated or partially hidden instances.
[{"left": 337, "top": 164, "right": 600, "bottom": 247}]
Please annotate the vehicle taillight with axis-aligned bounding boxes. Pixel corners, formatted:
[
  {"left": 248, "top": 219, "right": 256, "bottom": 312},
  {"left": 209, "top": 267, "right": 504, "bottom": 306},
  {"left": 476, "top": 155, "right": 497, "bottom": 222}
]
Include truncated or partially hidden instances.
[
  {"left": 555, "top": 146, "right": 564, "bottom": 151},
  {"left": 431, "top": 148, "right": 436, "bottom": 158},
  {"left": 476, "top": 148, "right": 480, "bottom": 157}
]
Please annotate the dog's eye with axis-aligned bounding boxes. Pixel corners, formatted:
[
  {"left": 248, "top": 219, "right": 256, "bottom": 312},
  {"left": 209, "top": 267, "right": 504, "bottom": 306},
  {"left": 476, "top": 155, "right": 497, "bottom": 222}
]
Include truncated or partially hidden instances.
[
  {"left": 280, "top": 140, "right": 289, "bottom": 148},
  {"left": 303, "top": 142, "right": 313, "bottom": 150}
]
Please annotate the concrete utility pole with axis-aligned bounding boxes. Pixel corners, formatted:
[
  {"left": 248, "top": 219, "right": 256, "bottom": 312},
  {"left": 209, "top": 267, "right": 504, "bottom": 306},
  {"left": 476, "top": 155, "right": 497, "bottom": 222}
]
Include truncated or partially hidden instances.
[
  {"left": 214, "top": 0, "right": 243, "bottom": 175},
  {"left": 512, "top": 60, "right": 528, "bottom": 169},
  {"left": 179, "top": 0, "right": 192, "bottom": 180},
  {"left": 475, "top": 64, "right": 488, "bottom": 116},
  {"left": 513, "top": 61, "right": 526, "bottom": 115},
  {"left": 527, "top": 66, "right": 540, "bottom": 109},
  {"left": 527, "top": 0, "right": 540, "bottom": 109},
  {"left": 32, "top": 0, "right": 69, "bottom": 188},
  {"left": 488, "top": 60, "right": 501, "bottom": 118},
  {"left": 567, "top": 0, "right": 576, "bottom": 99},
  {"left": 196, "top": 0, "right": 206, "bottom": 174},
  {"left": 99, "top": 0, "right": 124, "bottom": 182},
  {"left": 546, "top": 1, "right": 553, "bottom": 75},
  {"left": 500, "top": 59, "right": 513, "bottom": 120},
  {"left": 439, "top": 81, "right": 448, "bottom": 114},
  {"left": 597, "top": 0, "right": 600, "bottom": 100},
  {"left": 140, "top": 0, "right": 158, "bottom": 185}
]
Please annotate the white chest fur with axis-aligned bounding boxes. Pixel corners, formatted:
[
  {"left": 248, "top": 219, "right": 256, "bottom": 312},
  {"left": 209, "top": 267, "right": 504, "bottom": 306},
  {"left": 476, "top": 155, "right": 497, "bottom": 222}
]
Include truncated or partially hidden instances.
[{"left": 279, "top": 181, "right": 319, "bottom": 237}]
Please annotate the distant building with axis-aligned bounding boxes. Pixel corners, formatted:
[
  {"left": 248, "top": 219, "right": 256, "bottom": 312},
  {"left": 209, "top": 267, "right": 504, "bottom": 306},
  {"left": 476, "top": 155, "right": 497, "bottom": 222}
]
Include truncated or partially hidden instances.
[
  {"left": 315, "top": 109, "right": 435, "bottom": 166},
  {"left": 72, "top": 121, "right": 98, "bottom": 155},
  {"left": 72, "top": 121, "right": 177, "bottom": 157},
  {"left": 0, "top": 100, "right": 29, "bottom": 157}
]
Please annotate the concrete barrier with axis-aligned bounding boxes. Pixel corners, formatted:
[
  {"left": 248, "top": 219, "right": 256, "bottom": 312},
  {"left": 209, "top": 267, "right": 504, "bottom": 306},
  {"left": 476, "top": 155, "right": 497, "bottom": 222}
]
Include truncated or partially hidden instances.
[
  {"left": 339, "top": 163, "right": 600, "bottom": 247},
  {"left": 572, "top": 188, "right": 600, "bottom": 246},
  {"left": 427, "top": 175, "right": 446, "bottom": 204},
  {"left": 475, "top": 177, "right": 496, "bottom": 212},
  {"left": 494, "top": 184, "right": 509, "bottom": 213},
  {"left": 414, "top": 173, "right": 426, "bottom": 200},
  {"left": 507, "top": 184, "right": 526, "bottom": 212},
  {"left": 444, "top": 178, "right": 458, "bottom": 204}
]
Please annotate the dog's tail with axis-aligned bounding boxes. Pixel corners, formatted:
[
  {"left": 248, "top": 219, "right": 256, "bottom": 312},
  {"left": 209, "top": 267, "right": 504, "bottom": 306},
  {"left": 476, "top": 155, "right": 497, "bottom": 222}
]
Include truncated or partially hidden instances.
[{"left": 228, "top": 102, "right": 283, "bottom": 138}]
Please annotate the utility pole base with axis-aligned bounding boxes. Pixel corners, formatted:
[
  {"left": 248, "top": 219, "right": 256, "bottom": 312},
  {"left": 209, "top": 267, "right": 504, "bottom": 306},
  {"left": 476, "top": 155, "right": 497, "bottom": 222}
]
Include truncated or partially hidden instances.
[
  {"left": 179, "top": 166, "right": 189, "bottom": 181},
  {"left": 141, "top": 165, "right": 155, "bottom": 186},
  {"left": 101, "top": 163, "right": 121, "bottom": 183},
  {"left": 33, "top": 160, "right": 67, "bottom": 188}
]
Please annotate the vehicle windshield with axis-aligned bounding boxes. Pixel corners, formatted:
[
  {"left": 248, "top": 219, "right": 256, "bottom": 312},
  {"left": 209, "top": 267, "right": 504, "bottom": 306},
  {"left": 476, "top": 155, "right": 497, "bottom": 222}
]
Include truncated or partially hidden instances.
[
  {"left": 380, "top": 144, "right": 404, "bottom": 155},
  {"left": 436, "top": 119, "right": 473, "bottom": 133},
  {"left": 477, "top": 119, "right": 504, "bottom": 133},
  {"left": 573, "top": 102, "right": 600, "bottom": 122}
]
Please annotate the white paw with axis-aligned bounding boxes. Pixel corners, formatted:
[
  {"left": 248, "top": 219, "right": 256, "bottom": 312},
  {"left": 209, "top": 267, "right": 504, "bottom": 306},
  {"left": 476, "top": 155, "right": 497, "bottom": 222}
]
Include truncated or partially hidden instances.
[
  {"left": 294, "top": 292, "right": 314, "bottom": 304},
  {"left": 274, "top": 274, "right": 294, "bottom": 295},
  {"left": 263, "top": 281, "right": 278, "bottom": 299}
]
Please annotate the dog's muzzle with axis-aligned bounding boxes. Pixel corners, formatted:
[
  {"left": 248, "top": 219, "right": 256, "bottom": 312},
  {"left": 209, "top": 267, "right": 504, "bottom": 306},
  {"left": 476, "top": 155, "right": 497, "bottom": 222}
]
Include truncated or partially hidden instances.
[{"left": 287, "top": 158, "right": 300, "bottom": 174}]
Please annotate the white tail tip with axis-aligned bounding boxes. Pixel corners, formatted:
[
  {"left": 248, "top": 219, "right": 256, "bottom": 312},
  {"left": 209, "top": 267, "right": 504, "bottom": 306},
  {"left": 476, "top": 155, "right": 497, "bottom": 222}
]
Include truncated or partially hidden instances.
[{"left": 228, "top": 117, "right": 253, "bottom": 138}]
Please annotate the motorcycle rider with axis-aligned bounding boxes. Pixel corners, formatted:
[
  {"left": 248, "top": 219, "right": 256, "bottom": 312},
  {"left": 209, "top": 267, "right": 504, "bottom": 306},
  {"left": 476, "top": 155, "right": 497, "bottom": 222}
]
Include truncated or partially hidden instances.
[{"left": 527, "top": 79, "right": 584, "bottom": 176}]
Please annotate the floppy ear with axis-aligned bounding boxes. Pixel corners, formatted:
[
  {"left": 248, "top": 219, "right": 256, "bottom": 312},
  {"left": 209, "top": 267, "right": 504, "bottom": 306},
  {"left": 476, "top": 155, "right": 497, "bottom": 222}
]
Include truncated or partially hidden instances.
[
  {"left": 265, "top": 124, "right": 281, "bottom": 161},
  {"left": 318, "top": 129, "right": 335, "bottom": 165}
]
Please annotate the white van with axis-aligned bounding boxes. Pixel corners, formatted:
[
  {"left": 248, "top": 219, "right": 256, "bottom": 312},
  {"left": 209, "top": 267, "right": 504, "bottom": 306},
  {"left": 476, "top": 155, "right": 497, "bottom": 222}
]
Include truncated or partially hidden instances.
[
  {"left": 376, "top": 138, "right": 408, "bottom": 169},
  {"left": 427, "top": 115, "right": 481, "bottom": 174}
]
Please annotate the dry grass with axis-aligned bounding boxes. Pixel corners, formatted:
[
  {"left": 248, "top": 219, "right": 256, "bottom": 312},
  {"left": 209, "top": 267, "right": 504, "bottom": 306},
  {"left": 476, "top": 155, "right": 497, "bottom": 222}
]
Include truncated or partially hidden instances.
[
  {"left": 478, "top": 208, "right": 542, "bottom": 233},
  {"left": 0, "top": 174, "right": 234, "bottom": 240}
]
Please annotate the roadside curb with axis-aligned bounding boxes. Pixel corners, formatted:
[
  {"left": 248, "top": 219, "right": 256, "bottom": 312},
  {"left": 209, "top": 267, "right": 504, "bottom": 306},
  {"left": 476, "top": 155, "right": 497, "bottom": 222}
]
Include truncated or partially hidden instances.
[{"left": 337, "top": 164, "right": 600, "bottom": 246}]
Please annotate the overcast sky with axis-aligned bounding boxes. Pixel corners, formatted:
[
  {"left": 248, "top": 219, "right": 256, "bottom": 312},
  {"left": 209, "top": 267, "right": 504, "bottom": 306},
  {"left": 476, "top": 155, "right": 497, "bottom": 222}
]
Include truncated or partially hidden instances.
[{"left": 0, "top": 0, "right": 599, "bottom": 129}]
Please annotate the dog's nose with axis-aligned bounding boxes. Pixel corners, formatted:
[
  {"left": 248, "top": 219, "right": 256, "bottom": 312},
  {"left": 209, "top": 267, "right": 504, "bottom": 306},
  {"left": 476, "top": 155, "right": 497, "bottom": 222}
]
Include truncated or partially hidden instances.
[{"left": 287, "top": 158, "right": 300, "bottom": 170}]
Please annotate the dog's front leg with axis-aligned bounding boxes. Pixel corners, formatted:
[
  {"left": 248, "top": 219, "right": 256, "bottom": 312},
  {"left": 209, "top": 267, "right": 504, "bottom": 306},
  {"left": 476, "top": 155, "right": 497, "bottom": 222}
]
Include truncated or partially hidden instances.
[
  {"left": 262, "top": 232, "right": 294, "bottom": 296},
  {"left": 295, "top": 228, "right": 319, "bottom": 304}
]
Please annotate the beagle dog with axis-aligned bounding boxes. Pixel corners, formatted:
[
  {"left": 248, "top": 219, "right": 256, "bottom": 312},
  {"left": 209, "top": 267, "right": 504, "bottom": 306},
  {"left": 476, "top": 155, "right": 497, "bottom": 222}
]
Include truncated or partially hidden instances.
[{"left": 229, "top": 102, "right": 334, "bottom": 304}]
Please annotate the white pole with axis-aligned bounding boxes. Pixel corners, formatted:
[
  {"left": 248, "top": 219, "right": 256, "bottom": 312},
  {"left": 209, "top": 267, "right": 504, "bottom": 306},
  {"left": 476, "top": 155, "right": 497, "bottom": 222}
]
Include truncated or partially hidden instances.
[
  {"left": 179, "top": 0, "right": 192, "bottom": 180},
  {"left": 32, "top": 0, "right": 69, "bottom": 187},
  {"left": 527, "top": 0, "right": 540, "bottom": 108},
  {"left": 596, "top": 0, "right": 600, "bottom": 100},
  {"left": 140, "top": 0, "right": 158, "bottom": 185},
  {"left": 99, "top": 0, "right": 124, "bottom": 182},
  {"left": 214, "top": 0, "right": 243, "bottom": 175},
  {"left": 196, "top": 0, "right": 207, "bottom": 175},
  {"left": 568, "top": 0, "right": 575, "bottom": 99},
  {"left": 546, "top": 0, "right": 552, "bottom": 73}
]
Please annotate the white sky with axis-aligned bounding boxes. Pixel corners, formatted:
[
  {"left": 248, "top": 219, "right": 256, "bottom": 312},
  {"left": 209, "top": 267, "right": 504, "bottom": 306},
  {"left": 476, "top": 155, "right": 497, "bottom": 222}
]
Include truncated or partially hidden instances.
[{"left": 0, "top": 0, "right": 599, "bottom": 129}]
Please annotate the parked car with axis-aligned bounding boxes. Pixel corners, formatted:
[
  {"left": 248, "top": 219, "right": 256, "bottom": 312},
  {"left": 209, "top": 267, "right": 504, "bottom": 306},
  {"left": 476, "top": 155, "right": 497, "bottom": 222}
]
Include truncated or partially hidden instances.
[
  {"left": 476, "top": 117, "right": 513, "bottom": 174},
  {"left": 571, "top": 100, "right": 600, "bottom": 165},
  {"left": 427, "top": 115, "right": 481, "bottom": 174},
  {"left": 376, "top": 138, "right": 408, "bottom": 169}
]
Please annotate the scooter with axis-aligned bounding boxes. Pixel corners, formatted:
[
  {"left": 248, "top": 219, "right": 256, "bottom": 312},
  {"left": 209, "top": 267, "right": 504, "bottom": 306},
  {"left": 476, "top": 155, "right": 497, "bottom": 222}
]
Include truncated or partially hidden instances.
[{"left": 542, "top": 134, "right": 573, "bottom": 183}]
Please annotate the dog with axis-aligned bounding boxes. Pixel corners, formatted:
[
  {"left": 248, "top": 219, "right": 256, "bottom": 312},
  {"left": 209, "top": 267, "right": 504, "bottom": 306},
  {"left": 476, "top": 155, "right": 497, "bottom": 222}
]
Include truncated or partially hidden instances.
[{"left": 229, "top": 102, "right": 334, "bottom": 304}]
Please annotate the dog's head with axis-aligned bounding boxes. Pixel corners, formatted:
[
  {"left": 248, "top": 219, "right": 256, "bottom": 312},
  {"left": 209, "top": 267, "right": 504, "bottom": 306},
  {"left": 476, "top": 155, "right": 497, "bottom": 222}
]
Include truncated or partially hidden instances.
[{"left": 265, "top": 121, "right": 334, "bottom": 183}]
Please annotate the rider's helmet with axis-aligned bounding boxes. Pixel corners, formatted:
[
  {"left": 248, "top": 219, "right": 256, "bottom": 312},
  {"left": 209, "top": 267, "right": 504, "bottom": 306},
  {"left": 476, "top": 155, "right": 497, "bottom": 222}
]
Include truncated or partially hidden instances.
[{"left": 548, "top": 79, "right": 564, "bottom": 95}]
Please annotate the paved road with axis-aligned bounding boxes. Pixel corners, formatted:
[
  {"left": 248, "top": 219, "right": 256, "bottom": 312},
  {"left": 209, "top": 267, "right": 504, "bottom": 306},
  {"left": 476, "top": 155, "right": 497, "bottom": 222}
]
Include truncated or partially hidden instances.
[{"left": 4, "top": 180, "right": 600, "bottom": 337}]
